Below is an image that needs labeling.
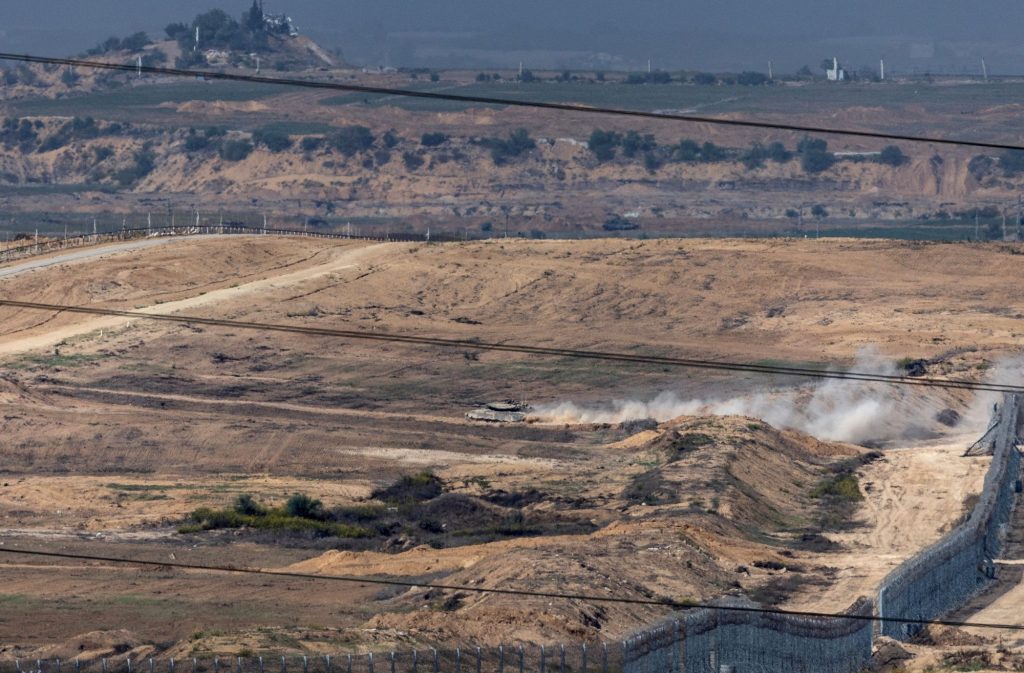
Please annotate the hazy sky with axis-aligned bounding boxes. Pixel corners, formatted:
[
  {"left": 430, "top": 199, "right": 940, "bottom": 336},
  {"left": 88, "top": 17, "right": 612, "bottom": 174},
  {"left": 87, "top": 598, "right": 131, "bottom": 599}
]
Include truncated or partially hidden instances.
[{"left": 3, "top": 1, "right": 1023, "bottom": 73}]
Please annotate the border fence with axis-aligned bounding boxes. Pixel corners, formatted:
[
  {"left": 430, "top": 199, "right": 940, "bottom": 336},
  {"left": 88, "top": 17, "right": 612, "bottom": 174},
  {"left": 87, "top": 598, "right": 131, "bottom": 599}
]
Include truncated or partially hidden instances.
[
  {"left": 621, "top": 598, "right": 875, "bottom": 673},
  {"left": 0, "top": 224, "right": 443, "bottom": 266},
  {"left": 0, "top": 646, "right": 616, "bottom": 673},
  {"left": 877, "top": 394, "right": 1021, "bottom": 640}
]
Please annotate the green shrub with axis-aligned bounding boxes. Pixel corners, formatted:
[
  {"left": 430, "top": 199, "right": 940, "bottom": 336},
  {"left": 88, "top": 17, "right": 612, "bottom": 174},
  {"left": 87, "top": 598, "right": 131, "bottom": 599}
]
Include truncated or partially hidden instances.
[
  {"left": 219, "top": 139, "right": 253, "bottom": 161},
  {"left": 700, "top": 142, "right": 727, "bottom": 162},
  {"left": 798, "top": 137, "right": 834, "bottom": 173},
  {"left": 372, "top": 471, "right": 444, "bottom": 503},
  {"left": 300, "top": 136, "right": 323, "bottom": 152},
  {"left": 878, "top": 145, "right": 907, "bottom": 166},
  {"left": 184, "top": 132, "right": 210, "bottom": 152},
  {"left": 402, "top": 151, "right": 424, "bottom": 170},
  {"left": 742, "top": 142, "right": 769, "bottom": 169},
  {"left": 485, "top": 128, "right": 536, "bottom": 164},
  {"left": 331, "top": 125, "right": 375, "bottom": 156},
  {"left": 233, "top": 493, "right": 266, "bottom": 516},
  {"left": 766, "top": 141, "right": 792, "bottom": 163},
  {"left": 285, "top": 493, "right": 324, "bottom": 519},
  {"left": 621, "top": 130, "right": 656, "bottom": 158},
  {"left": 673, "top": 139, "right": 700, "bottom": 162},
  {"left": 421, "top": 132, "right": 448, "bottom": 147},
  {"left": 811, "top": 474, "right": 863, "bottom": 501},
  {"left": 253, "top": 127, "right": 293, "bottom": 152},
  {"left": 588, "top": 129, "right": 620, "bottom": 162}
]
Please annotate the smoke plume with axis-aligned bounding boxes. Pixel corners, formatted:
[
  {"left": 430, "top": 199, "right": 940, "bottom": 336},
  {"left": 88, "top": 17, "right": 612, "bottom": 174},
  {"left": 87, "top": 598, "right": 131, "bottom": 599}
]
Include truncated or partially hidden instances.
[{"left": 531, "top": 349, "right": 1012, "bottom": 445}]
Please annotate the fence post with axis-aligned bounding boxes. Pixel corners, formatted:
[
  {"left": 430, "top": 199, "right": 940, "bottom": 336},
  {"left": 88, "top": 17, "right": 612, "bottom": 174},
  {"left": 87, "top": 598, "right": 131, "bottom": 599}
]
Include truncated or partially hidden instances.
[
  {"left": 259, "top": 658, "right": 263, "bottom": 673},
  {"left": 672, "top": 620, "right": 680, "bottom": 673},
  {"left": 303, "top": 657, "right": 308, "bottom": 673},
  {"left": 539, "top": 647, "right": 545, "bottom": 673},
  {"left": 388, "top": 652, "right": 394, "bottom": 673},
  {"left": 559, "top": 645, "right": 565, "bottom": 673},
  {"left": 432, "top": 649, "right": 439, "bottom": 673},
  {"left": 281, "top": 657, "right": 286, "bottom": 673},
  {"left": 192, "top": 659, "right": 197, "bottom": 673},
  {"left": 169, "top": 659, "right": 175, "bottom": 673},
  {"left": 368, "top": 653, "right": 374, "bottom": 673},
  {"left": 346, "top": 656, "right": 352, "bottom": 673},
  {"left": 214, "top": 657, "right": 219, "bottom": 673},
  {"left": 325, "top": 656, "right": 331, "bottom": 673},
  {"left": 601, "top": 644, "right": 608, "bottom": 673},
  {"left": 76, "top": 660, "right": 81, "bottom": 673},
  {"left": 412, "top": 651, "right": 418, "bottom": 673},
  {"left": 102, "top": 659, "right": 107, "bottom": 673},
  {"left": 475, "top": 648, "right": 481, "bottom": 673},
  {"left": 455, "top": 649, "right": 461, "bottom": 673},
  {"left": 236, "top": 658, "right": 241, "bottom": 673},
  {"left": 498, "top": 646, "right": 503, "bottom": 673},
  {"left": 517, "top": 646, "right": 523, "bottom": 673}
]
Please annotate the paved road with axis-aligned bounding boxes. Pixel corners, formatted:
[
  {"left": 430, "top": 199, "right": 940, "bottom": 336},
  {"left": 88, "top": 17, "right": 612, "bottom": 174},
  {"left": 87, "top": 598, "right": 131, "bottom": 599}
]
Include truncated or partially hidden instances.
[{"left": 0, "top": 238, "right": 176, "bottom": 280}]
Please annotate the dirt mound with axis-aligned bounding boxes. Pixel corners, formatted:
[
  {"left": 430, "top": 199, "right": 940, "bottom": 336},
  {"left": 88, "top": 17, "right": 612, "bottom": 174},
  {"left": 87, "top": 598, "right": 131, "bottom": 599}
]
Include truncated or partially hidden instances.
[
  {"left": 916, "top": 624, "right": 992, "bottom": 647},
  {"left": 26, "top": 630, "right": 152, "bottom": 662},
  {"left": 868, "top": 637, "right": 913, "bottom": 672}
]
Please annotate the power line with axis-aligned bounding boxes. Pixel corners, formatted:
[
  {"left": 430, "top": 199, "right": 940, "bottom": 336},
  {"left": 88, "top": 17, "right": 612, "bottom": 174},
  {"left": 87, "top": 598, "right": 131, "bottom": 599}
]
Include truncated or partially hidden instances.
[
  {"left": 2, "top": 52, "right": 1024, "bottom": 153},
  {"left": 0, "top": 299, "right": 1018, "bottom": 394},
  {"left": 0, "top": 546, "right": 1019, "bottom": 632}
]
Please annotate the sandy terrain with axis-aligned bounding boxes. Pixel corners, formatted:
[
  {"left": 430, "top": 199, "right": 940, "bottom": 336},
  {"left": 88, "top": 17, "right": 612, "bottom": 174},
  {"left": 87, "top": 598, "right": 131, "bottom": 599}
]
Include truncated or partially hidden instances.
[
  {"left": 0, "top": 235, "right": 1020, "bottom": 658},
  {"left": 786, "top": 438, "right": 990, "bottom": 612}
]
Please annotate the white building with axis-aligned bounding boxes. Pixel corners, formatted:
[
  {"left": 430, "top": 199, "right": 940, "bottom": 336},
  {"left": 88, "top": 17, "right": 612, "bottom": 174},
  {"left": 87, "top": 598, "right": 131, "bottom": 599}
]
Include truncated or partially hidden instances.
[{"left": 826, "top": 57, "right": 846, "bottom": 82}]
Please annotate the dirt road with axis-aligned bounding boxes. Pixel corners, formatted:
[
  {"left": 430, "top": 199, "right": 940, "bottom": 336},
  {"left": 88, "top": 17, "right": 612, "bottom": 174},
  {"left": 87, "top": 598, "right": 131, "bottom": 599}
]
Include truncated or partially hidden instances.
[
  {"left": 0, "top": 238, "right": 391, "bottom": 356},
  {"left": 786, "top": 437, "right": 989, "bottom": 613},
  {"left": 0, "top": 238, "right": 173, "bottom": 279}
]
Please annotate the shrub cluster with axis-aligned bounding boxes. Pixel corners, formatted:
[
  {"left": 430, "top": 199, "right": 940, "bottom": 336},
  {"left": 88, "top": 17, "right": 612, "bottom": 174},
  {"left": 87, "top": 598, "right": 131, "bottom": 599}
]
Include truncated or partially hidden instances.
[
  {"left": 181, "top": 492, "right": 371, "bottom": 538},
  {"left": 481, "top": 128, "right": 535, "bottom": 164},
  {"left": 85, "top": 32, "right": 151, "bottom": 56},
  {"left": 252, "top": 127, "right": 293, "bottom": 152}
]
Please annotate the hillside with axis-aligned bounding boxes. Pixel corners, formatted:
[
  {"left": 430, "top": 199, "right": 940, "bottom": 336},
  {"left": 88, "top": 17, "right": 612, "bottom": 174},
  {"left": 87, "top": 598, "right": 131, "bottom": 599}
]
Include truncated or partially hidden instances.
[{"left": 0, "top": 108, "right": 1017, "bottom": 239}]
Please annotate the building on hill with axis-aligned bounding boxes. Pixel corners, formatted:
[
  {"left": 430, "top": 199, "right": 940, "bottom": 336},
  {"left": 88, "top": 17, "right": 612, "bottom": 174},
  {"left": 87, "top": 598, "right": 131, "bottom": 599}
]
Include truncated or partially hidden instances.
[{"left": 262, "top": 7, "right": 299, "bottom": 37}]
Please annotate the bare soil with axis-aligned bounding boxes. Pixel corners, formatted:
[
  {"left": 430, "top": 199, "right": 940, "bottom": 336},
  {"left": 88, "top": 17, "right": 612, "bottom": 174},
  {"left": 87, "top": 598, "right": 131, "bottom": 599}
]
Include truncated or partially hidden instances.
[{"left": 0, "top": 235, "right": 1018, "bottom": 658}]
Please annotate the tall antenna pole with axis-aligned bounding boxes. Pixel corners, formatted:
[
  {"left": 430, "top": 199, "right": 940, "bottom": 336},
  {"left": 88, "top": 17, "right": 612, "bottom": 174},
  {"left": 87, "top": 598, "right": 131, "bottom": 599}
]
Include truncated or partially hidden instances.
[
  {"left": 194, "top": 26, "right": 200, "bottom": 52},
  {"left": 767, "top": 60, "right": 773, "bottom": 80},
  {"left": 647, "top": 58, "right": 652, "bottom": 74},
  {"left": 1017, "top": 194, "right": 1022, "bottom": 240},
  {"left": 137, "top": 56, "right": 142, "bottom": 78},
  {"left": 880, "top": 59, "right": 885, "bottom": 81},
  {"left": 982, "top": 58, "right": 988, "bottom": 82}
]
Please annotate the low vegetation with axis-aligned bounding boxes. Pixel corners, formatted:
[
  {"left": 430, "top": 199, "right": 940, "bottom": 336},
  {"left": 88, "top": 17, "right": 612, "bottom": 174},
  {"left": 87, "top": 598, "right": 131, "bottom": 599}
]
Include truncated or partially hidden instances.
[
  {"left": 180, "top": 472, "right": 595, "bottom": 546},
  {"left": 811, "top": 453, "right": 881, "bottom": 530},
  {"left": 180, "top": 493, "right": 371, "bottom": 538}
]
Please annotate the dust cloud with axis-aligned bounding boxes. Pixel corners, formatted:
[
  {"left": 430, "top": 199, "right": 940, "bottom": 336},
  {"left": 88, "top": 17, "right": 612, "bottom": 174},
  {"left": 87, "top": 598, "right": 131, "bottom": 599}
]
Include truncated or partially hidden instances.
[{"left": 531, "top": 350, "right": 1016, "bottom": 445}]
